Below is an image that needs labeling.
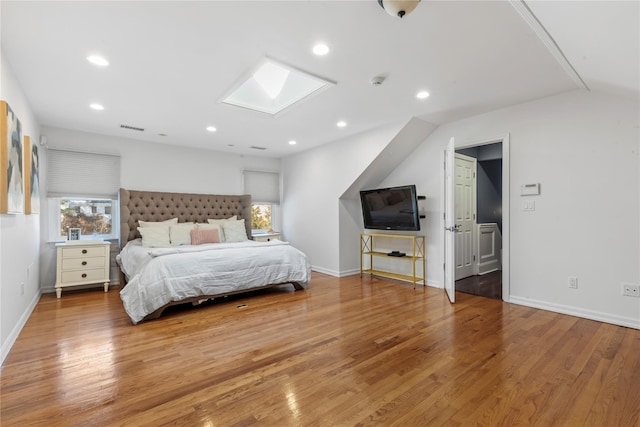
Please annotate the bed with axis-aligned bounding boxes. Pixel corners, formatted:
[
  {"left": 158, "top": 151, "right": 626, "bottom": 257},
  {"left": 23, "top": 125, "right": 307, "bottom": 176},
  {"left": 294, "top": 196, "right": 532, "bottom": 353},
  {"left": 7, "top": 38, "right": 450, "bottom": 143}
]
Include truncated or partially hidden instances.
[{"left": 117, "top": 188, "right": 311, "bottom": 324}]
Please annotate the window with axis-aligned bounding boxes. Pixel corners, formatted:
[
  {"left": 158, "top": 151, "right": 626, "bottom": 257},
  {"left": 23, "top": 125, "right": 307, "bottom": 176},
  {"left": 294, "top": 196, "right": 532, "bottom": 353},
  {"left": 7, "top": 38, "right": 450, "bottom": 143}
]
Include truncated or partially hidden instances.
[
  {"left": 50, "top": 198, "right": 118, "bottom": 241},
  {"left": 252, "top": 203, "right": 272, "bottom": 232},
  {"left": 47, "top": 149, "right": 121, "bottom": 241},
  {"left": 243, "top": 170, "right": 280, "bottom": 234}
]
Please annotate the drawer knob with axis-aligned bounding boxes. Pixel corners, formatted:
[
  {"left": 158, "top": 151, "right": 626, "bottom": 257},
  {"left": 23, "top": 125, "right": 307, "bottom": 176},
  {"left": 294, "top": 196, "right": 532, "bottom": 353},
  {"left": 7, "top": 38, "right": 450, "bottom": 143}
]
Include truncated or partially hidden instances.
[
  {"left": 81, "top": 273, "right": 87, "bottom": 278},
  {"left": 82, "top": 261, "right": 87, "bottom": 266},
  {"left": 82, "top": 249, "right": 88, "bottom": 254}
]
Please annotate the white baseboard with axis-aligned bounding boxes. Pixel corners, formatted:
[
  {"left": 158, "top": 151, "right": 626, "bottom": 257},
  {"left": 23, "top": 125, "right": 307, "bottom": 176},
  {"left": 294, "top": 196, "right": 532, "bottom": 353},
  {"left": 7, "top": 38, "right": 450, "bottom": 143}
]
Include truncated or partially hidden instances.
[
  {"left": 339, "top": 269, "right": 361, "bottom": 277},
  {"left": 478, "top": 264, "right": 500, "bottom": 276},
  {"left": 427, "top": 280, "right": 443, "bottom": 289},
  {"left": 311, "top": 266, "right": 341, "bottom": 277},
  {"left": 1, "top": 290, "right": 41, "bottom": 366},
  {"left": 41, "top": 279, "right": 121, "bottom": 294},
  {"left": 510, "top": 296, "right": 640, "bottom": 329}
]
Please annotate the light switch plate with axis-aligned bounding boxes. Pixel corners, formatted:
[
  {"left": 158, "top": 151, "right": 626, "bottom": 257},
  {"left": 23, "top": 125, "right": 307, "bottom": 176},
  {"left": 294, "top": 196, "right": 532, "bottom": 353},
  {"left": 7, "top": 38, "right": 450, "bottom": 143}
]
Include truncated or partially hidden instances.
[{"left": 522, "top": 200, "right": 535, "bottom": 211}]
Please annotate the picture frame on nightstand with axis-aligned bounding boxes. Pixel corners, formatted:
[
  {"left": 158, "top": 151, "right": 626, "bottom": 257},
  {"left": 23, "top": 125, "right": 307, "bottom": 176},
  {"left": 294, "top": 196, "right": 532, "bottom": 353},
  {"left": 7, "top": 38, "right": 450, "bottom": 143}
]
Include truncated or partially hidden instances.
[{"left": 68, "top": 228, "right": 81, "bottom": 241}]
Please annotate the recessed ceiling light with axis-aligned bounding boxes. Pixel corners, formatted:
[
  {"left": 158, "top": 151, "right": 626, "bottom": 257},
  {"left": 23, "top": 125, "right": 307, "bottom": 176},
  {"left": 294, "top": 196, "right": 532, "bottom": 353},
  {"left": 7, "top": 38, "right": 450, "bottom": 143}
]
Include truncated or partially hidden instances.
[
  {"left": 313, "top": 43, "right": 330, "bottom": 56},
  {"left": 87, "top": 55, "right": 109, "bottom": 67},
  {"left": 288, "top": 140, "right": 297, "bottom": 145},
  {"left": 336, "top": 121, "right": 347, "bottom": 128},
  {"left": 206, "top": 126, "right": 217, "bottom": 132},
  {"left": 89, "top": 103, "right": 104, "bottom": 110},
  {"left": 416, "top": 91, "right": 430, "bottom": 99}
]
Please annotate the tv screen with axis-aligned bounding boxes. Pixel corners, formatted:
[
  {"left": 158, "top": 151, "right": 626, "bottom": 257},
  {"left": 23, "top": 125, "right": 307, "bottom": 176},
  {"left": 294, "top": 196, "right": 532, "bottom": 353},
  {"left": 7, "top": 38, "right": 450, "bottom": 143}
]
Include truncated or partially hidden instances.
[{"left": 360, "top": 184, "right": 420, "bottom": 231}]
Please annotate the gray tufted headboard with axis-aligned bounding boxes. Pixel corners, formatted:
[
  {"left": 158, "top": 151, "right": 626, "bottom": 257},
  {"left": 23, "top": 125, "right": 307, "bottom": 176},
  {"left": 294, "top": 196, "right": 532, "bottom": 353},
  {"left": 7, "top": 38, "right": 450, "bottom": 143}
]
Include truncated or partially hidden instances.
[{"left": 119, "top": 188, "right": 252, "bottom": 248}]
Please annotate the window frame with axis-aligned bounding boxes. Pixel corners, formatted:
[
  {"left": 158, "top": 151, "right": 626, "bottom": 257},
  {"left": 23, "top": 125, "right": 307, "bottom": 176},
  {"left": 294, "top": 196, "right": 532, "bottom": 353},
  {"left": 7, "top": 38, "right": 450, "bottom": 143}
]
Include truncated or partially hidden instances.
[
  {"left": 48, "top": 197, "right": 119, "bottom": 242},
  {"left": 250, "top": 202, "right": 281, "bottom": 236}
]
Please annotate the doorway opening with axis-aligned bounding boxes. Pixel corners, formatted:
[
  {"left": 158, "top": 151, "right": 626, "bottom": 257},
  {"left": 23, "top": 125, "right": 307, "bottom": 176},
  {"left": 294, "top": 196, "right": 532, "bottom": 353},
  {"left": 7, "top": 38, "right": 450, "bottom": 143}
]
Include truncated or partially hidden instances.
[{"left": 455, "top": 141, "right": 504, "bottom": 300}]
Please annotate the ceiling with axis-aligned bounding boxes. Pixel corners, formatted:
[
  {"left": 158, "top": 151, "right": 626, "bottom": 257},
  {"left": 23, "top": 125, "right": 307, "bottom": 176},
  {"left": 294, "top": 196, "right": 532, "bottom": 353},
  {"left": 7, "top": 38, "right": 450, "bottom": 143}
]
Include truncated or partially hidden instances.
[{"left": 1, "top": 1, "right": 638, "bottom": 158}]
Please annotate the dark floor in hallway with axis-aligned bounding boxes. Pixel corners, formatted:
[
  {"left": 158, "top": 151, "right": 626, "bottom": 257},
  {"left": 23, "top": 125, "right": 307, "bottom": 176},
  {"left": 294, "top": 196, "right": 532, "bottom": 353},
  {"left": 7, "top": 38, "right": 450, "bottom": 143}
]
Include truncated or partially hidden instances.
[{"left": 455, "top": 270, "right": 502, "bottom": 300}]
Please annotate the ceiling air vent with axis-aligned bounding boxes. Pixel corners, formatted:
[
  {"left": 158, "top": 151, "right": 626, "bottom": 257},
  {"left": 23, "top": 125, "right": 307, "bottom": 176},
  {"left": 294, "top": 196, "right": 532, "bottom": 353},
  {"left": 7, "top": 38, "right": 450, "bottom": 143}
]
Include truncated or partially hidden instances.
[
  {"left": 120, "top": 124, "right": 145, "bottom": 132},
  {"left": 250, "top": 145, "right": 267, "bottom": 151}
]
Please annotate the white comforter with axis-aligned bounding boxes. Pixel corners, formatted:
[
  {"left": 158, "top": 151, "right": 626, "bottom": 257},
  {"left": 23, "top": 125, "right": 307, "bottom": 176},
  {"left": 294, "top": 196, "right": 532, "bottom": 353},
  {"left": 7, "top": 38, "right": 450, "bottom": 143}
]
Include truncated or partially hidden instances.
[{"left": 118, "top": 239, "right": 311, "bottom": 324}]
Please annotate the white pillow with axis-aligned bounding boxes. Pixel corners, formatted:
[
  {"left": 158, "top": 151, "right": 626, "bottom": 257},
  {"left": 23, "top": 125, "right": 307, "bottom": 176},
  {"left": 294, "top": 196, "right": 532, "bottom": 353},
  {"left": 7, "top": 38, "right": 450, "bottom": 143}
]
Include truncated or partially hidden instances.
[
  {"left": 138, "top": 226, "right": 171, "bottom": 248},
  {"left": 221, "top": 219, "right": 248, "bottom": 242},
  {"left": 139, "top": 218, "right": 178, "bottom": 228},
  {"left": 170, "top": 223, "right": 196, "bottom": 246},
  {"left": 196, "top": 223, "right": 225, "bottom": 242},
  {"left": 207, "top": 215, "right": 237, "bottom": 224}
]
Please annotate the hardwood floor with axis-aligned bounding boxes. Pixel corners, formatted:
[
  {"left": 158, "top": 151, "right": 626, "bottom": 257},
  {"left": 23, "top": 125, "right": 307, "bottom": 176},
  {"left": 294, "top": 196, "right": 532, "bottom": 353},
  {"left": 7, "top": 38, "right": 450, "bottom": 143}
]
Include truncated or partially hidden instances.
[{"left": 2, "top": 272, "right": 639, "bottom": 426}]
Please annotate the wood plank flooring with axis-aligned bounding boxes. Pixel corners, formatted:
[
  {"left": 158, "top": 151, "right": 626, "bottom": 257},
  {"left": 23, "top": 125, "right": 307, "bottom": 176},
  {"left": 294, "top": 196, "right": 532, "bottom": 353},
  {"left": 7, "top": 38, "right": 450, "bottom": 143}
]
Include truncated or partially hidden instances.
[{"left": 1, "top": 272, "right": 639, "bottom": 426}]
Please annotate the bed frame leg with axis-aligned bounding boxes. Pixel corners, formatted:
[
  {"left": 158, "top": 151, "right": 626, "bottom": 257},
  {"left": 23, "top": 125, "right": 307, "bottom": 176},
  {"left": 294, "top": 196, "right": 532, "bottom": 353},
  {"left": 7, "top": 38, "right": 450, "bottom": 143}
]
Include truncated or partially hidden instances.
[{"left": 292, "top": 282, "right": 305, "bottom": 291}]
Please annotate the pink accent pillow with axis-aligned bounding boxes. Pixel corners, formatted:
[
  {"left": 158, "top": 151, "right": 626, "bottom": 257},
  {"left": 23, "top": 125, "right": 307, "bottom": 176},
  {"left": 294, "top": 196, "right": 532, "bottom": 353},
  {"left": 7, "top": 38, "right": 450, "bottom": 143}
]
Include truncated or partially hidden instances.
[{"left": 190, "top": 228, "right": 221, "bottom": 245}]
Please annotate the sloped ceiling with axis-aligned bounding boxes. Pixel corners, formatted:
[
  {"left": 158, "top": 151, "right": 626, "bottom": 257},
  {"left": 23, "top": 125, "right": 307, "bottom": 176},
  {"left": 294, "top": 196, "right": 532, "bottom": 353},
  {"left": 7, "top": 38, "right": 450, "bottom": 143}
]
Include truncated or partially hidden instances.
[
  {"left": 1, "top": 1, "right": 637, "bottom": 158},
  {"left": 525, "top": 0, "right": 639, "bottom": 100}
]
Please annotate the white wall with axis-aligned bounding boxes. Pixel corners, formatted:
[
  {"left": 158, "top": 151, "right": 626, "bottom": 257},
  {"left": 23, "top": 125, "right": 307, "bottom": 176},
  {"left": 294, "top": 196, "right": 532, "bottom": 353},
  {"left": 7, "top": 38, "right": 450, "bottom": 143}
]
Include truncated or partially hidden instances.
[
  {"left": 375, "top": 89, "right": 640, "bottom": 327},
  {"left": 281, "top": 122, "right": 406, "bottom": 275},
  {"left": 283, "top": 88, "right": 638, "bottom": 328},
  {"left": 1, "top": 51, "right": 42, "bottom": 363},
  {"left": 338, "top": 118, "right": 439, "bottom": 274},
  {"left": 38, "top": 126, "right": 280, "bottom": 291}
]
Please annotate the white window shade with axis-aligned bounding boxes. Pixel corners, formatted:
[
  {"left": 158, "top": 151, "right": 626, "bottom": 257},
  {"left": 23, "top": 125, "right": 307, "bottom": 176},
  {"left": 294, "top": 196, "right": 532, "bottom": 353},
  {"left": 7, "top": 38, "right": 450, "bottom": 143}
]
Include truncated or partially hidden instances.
[
  {"left": 47, "top": 149, "right": 121, "bottom": 198},
  {"left": 243, "top": 170, "right": 280, "bottom": 204}
]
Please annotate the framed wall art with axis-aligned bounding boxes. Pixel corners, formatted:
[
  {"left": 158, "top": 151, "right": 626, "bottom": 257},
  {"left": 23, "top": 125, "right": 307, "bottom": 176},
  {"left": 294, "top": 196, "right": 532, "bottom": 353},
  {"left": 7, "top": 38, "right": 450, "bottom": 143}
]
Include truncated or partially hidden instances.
[
  {"left": 0, "top": 100, "right": 24, "bottom": 214},
  {"left": 24, "top": 136, "right": 40, "bottom": 214},
  {"left": 25, "top": 136, "right": 31, "bottom": 214}
]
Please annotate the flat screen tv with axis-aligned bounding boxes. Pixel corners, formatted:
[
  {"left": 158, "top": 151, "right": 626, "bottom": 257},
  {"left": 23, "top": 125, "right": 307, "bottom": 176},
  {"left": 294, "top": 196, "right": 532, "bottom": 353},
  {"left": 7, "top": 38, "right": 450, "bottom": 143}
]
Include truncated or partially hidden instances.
[{"left": 360, "top": 184, "right": 420, "bottom": 231}]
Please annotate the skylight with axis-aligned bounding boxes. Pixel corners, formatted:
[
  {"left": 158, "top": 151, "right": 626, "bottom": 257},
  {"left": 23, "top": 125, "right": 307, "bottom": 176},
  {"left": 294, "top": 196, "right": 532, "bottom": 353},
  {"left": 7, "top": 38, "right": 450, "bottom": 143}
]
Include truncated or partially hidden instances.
[
  {"left": 253, "top": 62, "right": 290, "bottom": 99},
  {"left": 221, "top": 58, "right": 334, "bottom": 116}
]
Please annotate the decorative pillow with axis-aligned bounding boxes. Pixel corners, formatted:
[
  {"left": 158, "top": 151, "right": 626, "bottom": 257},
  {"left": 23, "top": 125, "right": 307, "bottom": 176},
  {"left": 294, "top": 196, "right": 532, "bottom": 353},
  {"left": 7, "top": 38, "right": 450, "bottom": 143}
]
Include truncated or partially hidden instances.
[
  {"left": 221, "top": 219, "right": 248, "bottom": 243},
  {"left": 196, "top": 223, "right": 225, "bottom": 241},
  {"left": 207, "top": 215, "right": 237, "bottom": 224},
  {"left": 138, "top": 226, "right": 171, "bottom": 248},
  {"left": 170, "top": 223, "right": 196, "bottom": 246},
  {"left": 190, "top": 228, "right": 221, "bottom": 245},
  {"left": 139, "top": 218, "right": 178, "bottom": 228}
]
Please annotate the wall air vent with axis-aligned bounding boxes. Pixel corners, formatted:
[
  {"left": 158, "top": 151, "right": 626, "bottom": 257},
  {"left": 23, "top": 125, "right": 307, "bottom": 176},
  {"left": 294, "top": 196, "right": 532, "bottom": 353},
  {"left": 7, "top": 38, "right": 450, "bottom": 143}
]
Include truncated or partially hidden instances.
[
  {"left": 250, "top": 146, "right": 267, "bottom": 151},
  {"left": 120, "top": 124, "right": 145, "bottom": 132}
]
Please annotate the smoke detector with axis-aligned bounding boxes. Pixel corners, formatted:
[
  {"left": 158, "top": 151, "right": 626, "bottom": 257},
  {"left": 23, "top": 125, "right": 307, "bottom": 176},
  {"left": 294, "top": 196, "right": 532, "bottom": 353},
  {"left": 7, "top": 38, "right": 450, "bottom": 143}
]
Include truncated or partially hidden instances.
[{"left": 370, "top": 76, "right": 386, "bottom": 86}]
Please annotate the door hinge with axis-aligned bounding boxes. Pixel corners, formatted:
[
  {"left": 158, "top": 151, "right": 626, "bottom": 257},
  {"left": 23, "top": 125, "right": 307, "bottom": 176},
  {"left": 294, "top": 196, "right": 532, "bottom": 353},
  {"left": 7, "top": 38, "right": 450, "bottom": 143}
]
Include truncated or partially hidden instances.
[
  {"left": 473, "top": 172, "right": 476, "bottom": 178},
  {"left": 443, "top": 263, "right": 445, "bottom": 271},
  {"left": 473, "top": 213, "right": 476, "bottom": 220},
  {"left": 473, "top": 255, "right": 476, "bottom": 261}
]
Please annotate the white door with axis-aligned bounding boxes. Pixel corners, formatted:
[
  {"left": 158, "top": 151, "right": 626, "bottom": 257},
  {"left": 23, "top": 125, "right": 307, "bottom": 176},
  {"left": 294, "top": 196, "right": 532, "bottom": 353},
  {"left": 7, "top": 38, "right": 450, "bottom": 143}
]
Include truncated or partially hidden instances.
[
  {"left": 444, "top": 138, "right": 456, "bottom": 303},
  {"left": 455, "top": 153, "right": 477, "bottom": 280}
]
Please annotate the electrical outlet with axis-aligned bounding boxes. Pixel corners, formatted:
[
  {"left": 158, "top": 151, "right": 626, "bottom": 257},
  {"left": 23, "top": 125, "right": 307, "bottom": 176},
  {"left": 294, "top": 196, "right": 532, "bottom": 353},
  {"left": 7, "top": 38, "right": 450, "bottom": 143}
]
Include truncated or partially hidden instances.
[
  {"left": 622, "top": 283, "right": 640, "bottom": 298},
  {"left": 568, "top": 276, "right": 578, "bottom": 289}
]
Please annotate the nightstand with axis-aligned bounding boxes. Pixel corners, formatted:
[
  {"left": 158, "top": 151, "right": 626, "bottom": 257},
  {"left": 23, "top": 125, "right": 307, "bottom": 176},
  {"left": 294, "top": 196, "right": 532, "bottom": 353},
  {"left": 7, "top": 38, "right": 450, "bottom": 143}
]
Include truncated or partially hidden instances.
[
  {"left": 252, "top": 232, "right": 281, "bottom": 242},
  {"left": 55, "top": 241, "right": 111, "bottom": 298}
]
